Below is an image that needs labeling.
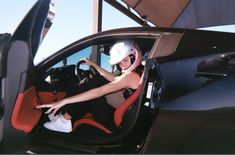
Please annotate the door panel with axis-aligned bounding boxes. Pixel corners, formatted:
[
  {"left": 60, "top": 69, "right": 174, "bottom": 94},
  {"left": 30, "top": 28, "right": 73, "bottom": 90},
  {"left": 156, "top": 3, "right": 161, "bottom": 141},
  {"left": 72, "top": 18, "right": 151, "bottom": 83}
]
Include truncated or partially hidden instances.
[
  {"left": 0, "top": 41, "right": 34, "bottom": 153},
  {"left": 11, "top": 86, "right": 41, "bottom": 133},
  {"left": 38, "top": 91, "right": 66, "bottom": 104}
]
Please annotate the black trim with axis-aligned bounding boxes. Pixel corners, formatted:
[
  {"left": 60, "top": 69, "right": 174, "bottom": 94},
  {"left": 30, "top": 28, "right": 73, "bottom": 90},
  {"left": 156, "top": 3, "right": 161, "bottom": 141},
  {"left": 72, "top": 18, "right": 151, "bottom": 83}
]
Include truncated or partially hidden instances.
[
  {"left": 0, "top": 104, "right": 3, "bottom": 119},
  {"left": 0, "top": 33, "right": 11, "bottom": 78}
]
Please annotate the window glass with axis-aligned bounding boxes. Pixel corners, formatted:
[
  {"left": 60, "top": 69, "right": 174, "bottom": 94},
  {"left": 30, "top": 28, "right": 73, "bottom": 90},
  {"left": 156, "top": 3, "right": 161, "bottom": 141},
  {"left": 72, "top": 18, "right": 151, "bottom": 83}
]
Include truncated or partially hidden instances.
[
  {"left": 44, "top": 42, "right": 115, "bottom": 87},
  {"left": 100, "top": 53, "right": 112, "bottom": 72},
  {"left": 52, "top": 47, "right": 92, "bottom": 70}
]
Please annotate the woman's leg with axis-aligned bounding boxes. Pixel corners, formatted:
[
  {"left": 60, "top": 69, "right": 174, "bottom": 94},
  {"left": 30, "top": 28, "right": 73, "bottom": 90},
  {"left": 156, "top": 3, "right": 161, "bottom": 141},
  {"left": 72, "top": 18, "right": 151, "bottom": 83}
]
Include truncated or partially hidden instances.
[
  {"left": 43, "top": 76, "right": 110, "bottom": 132},
  {"left": 88, "top": 99, "right": 118, "bottom": 132},
  {"left": 43, "top": 100, "right": 92, "bottom": 133},
  {"left": 61, "top": 100, "right": 90, "bottom": 122},
  {"left": 62, "top": 97, "right": 118, "bottom": 132},
  {"left": 62, "top": 75, "right": 109, "bottom": 120}
]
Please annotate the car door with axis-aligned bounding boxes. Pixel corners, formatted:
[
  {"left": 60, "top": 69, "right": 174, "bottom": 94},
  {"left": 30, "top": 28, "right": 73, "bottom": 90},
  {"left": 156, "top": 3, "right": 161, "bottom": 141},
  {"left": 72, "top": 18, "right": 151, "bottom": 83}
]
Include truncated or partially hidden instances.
[{"left": 0, "top": 0, "right": 53, "bottom": 153}]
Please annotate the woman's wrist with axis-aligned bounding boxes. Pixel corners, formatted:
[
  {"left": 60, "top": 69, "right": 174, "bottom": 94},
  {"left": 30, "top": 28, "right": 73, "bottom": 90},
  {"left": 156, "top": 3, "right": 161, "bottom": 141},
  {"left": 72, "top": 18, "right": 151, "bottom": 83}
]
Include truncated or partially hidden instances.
[
  {"left": 91, "top": 62, "right": 98, "bottom": 68},
  {"left": 62, "top": 98, "right": 69, "bottom": 105}
]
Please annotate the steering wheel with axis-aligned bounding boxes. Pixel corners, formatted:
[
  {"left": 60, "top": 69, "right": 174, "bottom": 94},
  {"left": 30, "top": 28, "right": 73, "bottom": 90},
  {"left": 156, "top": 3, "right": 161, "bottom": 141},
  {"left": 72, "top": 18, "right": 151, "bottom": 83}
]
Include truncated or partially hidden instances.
[
  {"left": 76, "top": 60, "right": 87, "bottom": 82},
  {"left": 75, "top": 60, "right": 100, "bottom": 83}
]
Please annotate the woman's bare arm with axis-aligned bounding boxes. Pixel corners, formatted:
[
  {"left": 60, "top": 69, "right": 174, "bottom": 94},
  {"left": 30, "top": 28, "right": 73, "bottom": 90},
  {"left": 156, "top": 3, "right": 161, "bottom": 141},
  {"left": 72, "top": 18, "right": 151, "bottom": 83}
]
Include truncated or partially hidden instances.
[{"left": 36, "top": 72, "right": 140, "bottom": 115}]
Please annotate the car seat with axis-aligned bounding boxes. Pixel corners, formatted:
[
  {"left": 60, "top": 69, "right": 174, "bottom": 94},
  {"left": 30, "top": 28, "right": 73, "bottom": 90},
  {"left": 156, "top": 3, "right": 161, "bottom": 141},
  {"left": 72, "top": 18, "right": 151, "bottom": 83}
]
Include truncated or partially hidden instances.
[{"left": 73, "top": 73, "right": 144, "bottom": 134}]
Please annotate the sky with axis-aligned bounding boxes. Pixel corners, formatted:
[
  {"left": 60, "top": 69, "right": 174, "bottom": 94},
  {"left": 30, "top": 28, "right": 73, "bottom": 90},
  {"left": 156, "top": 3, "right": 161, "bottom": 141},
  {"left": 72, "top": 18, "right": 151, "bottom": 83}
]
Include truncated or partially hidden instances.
[
  {"left": 0, "top": 0, "right": 140, "bottom": 64},
  {"left": 1, "top": 0, "right": 235, "bottom": 65}
]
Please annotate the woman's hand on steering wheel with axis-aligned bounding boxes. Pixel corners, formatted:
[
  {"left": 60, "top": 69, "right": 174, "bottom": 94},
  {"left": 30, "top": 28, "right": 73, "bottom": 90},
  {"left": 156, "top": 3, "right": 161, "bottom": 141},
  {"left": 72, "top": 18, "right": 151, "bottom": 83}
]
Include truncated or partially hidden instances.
[
  {"left": 76, "top": 58, "right": 100, "bottom": 83},
  {"left": 80, "top": 58, "right": 94, "bottom": 66}
]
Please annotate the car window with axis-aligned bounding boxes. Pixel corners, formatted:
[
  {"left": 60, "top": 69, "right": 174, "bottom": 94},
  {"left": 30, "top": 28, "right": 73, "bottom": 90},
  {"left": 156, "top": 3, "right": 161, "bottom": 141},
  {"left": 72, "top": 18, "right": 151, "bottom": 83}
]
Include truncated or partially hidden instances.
[
  {"left": 52, "top": 47, "right": 92, "bottom": 70},
  {"left": 100, "top": 53, "right": 112, "bottom": 72},
  {"left": 44, "top": 47, "right": 92, "bottom": 85},
  {"left": 44, "top": 43, "right": 115, "bottom": 86}
]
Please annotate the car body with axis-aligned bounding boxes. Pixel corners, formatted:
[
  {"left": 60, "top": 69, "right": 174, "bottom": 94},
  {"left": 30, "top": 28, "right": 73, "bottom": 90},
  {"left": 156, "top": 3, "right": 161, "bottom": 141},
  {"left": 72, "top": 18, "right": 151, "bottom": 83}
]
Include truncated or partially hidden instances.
[{"left": 1, "top": 0, "right": 235, "bottom": 154}]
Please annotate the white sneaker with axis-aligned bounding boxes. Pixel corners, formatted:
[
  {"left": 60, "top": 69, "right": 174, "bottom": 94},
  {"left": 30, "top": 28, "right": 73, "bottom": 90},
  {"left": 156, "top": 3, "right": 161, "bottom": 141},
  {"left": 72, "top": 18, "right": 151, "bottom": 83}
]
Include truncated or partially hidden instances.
[
  {"left": 43, "top": 115, "right": 72, "bottom": 133},
  {"left": 48, "top": 113, "right": 60, "bottom": 122}
]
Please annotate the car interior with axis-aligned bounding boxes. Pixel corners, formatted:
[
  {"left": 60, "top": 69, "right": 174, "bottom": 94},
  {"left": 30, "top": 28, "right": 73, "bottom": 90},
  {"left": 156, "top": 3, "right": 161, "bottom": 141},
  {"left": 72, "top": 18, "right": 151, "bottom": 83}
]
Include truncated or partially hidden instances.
[{"left": 9, "top": 37, "right": 163, "bottom": 152}]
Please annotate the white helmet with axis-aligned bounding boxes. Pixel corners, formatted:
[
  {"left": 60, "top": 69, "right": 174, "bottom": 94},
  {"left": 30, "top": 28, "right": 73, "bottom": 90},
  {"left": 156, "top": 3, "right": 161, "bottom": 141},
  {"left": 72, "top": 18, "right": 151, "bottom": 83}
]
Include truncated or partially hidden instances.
[{"left": 109, "top": 40, "right": 142, "bottom": 72}]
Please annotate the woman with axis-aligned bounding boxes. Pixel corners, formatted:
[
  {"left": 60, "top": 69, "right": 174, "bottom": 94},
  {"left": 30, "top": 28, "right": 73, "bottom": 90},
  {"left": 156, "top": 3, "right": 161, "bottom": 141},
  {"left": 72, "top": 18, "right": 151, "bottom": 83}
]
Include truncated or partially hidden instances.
[{"left": 36, "top": 40, "right": 143, "bottom": 133}]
